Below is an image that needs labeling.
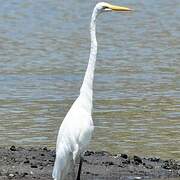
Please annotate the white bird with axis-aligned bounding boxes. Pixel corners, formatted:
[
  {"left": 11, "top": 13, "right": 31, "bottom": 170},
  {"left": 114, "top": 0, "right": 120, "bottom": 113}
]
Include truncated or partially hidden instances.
[{"left": 52, "top": 2, "right": 132, "bottom": 180}]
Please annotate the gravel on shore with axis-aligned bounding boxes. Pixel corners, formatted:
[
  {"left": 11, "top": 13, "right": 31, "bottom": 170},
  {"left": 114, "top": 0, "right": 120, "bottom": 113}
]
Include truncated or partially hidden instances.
[{"left": 0, "top": 146, "right": 180, "bottom": 180}]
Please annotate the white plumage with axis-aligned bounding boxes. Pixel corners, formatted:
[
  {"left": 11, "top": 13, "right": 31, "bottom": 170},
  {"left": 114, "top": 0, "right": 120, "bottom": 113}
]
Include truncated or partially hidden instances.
[
  {"left": 52, "top": 2, "right": 132, "bottom": 180},
  {"left": 52, "top": 95, "right": 94, "bottom": 179}
]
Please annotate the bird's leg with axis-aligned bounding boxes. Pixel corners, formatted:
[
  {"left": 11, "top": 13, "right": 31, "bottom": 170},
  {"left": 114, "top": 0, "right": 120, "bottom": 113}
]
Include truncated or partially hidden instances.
[
  {"left": 71, "top": 164, "right": 76, "bottom": 180},
  {"left": 76, "top": 156, "right": 83, "bottom": 180}
]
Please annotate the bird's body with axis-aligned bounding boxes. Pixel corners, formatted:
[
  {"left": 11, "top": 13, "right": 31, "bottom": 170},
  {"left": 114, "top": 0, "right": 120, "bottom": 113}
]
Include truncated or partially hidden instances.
[
  {"left": 52, "top": 94, "right": 94, "bottom": 179},
  {"left": 52, "top": 2, "right": 132, "bottom": 180}
]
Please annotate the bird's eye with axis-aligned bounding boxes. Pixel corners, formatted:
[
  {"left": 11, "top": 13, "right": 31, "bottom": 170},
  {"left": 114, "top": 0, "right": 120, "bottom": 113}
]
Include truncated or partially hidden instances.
[
  {"left": 102, "top": 6, "right": 108, "bottom": 10},
  {"left": 102, "top": 6, "right": 111, "bottom": 11}
]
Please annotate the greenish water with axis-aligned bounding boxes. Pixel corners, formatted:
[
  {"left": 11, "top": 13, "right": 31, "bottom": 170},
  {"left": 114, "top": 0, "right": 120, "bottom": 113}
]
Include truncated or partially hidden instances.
[{"left": 0, "top": 0, "right": 179, "bottom": 167}]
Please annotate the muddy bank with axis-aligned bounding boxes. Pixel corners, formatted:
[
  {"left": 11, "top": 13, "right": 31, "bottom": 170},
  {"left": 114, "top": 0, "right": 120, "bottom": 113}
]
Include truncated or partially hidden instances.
[{"left": 0, "top": 146, "right": 179, "bottom": 180}]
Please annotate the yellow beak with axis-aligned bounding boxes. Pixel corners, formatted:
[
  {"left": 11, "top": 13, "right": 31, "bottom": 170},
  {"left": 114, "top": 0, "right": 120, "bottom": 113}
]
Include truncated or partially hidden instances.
[{"left": 107, "top": 4, "right": 132, "bottom": 11}]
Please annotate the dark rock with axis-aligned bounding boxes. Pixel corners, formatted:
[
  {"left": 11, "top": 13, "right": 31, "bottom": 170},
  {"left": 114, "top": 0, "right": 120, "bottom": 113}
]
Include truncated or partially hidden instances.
[
  {"left": 108, "top": 161, "right": 114, "bottom": 166},
  {"left": 32, "top": 156, "right": 36, "bottom": 159},
  {"left": 84, "top": 151, "right": 94, "bottom": 156},
  {"left": 48, "top": 159, "right": 54, "bottom": 163},
  {"left": 24, "top": 159, "right": 30, "bottom": 164},
  {"left": 148, "top": 157, "right": 160, "bottom": 162},
  {"left": 162, "top": 163, "right": 171, "bottom": 170},
  {"left": 161, "top": 160, "right": 180, "bottom": 170},
  {"left": 121, "top": 154, "right": 128, "bottom": 159},
  {"left": 21, "top": 172, "right": 28, "bottom": 177},
  {"left": 118, "top": 164, "right": 125, "bottom": 168},
  {"left": 122, "top": 159, "right": 130, "bottom": 164},
  {"left": 10, "top": 146, "right": 16, "bottom": 151},
  {"left": 31, "top": 164, "right": 38, "bottom": 168},
  {"left": 134, "top": 156, "right": 143, "bottom": 164},
  {"left": 43, "top": 147, "right": 48, "bottom": 151}
]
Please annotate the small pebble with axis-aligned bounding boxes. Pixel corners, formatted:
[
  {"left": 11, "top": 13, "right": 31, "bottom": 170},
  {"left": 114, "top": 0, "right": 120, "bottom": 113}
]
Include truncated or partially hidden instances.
[
  {"left": 134, "top": 177, "right": 142, "bottom": 180},
  {"left": 144, "top": 164, "right": 153, "bottom": 169},
  {"left": 9, "top": 174, "right": 14, "bottom": 177},
  {"left": 103, "top": 161, "right": 114, "bottom": 166}
]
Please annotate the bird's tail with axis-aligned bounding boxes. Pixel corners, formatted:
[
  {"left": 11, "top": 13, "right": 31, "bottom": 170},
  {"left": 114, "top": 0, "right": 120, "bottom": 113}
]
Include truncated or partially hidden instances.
[
  {"left": 52, "top": 153, "right": 62, "bottom": 180},
  {"left": 52, "top": 144, "right": 71, "bottom": 180}
]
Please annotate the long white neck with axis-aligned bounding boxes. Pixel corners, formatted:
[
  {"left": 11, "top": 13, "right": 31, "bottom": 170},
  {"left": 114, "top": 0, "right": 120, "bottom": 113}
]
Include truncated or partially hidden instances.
[{"left": 80, "top": 8, "right": 98, "bottom": 108}]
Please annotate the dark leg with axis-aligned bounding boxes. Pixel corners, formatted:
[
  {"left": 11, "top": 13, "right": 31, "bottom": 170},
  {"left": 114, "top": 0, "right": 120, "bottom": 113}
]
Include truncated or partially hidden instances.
[{"left": 76, "top": 156, "right": 83, "bottom": 180}]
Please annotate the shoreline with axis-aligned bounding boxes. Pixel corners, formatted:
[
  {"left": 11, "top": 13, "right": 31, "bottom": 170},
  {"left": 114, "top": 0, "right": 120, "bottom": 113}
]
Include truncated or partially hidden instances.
[{"left": 0, "top": 146, "right": 179, "bottom": 179}]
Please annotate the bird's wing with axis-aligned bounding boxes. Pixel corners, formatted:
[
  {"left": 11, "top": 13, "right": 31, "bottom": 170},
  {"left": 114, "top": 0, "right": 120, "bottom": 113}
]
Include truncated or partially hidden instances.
[
  {"left": 78, "top": 113, "right": 94, "bottom": 151},
  {"left": 58, "top": 97, "right": 93, "bottom": 148}
]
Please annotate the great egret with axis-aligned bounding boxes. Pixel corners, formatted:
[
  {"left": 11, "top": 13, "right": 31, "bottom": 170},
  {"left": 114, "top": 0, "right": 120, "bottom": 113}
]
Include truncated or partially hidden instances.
[{"left": 52, "top": 2, "right": 132, "bottom": 180}]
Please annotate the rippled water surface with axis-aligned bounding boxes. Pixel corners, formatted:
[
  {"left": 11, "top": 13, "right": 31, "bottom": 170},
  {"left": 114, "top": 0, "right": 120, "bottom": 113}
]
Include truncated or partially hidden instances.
[{"left": 0, "top": 0, "right": 179, "bottom": 162}]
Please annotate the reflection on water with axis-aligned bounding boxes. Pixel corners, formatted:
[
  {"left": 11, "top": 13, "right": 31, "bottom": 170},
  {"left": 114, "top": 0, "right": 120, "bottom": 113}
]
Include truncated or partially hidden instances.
[{"left": 0, "top": 0, "right": 179, "bottom": 163}]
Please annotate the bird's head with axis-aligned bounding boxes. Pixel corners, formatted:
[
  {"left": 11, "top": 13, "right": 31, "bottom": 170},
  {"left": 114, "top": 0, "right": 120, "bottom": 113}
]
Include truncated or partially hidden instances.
[{"left": 95, "top": 2, "right": 132, "bottom": 14}]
